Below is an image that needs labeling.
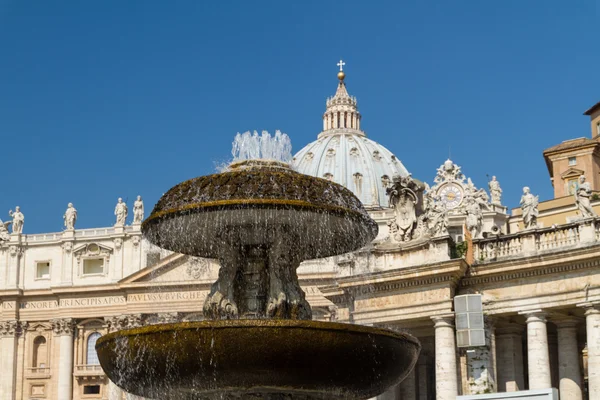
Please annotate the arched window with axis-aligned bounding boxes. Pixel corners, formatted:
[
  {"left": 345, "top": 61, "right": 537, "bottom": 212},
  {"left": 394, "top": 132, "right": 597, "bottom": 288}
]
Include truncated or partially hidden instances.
[
  {"left": 32, "top": 336, "right": 47, "bottom": 368},
  {"left": 87, "top": 332, "right": 101, "bottom": 365}
]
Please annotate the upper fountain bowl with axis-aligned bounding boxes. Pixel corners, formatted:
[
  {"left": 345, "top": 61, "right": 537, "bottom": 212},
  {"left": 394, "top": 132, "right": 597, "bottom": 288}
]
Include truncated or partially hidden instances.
[{"left": 142, "top": 160, "right": 378, "bottom": 260}]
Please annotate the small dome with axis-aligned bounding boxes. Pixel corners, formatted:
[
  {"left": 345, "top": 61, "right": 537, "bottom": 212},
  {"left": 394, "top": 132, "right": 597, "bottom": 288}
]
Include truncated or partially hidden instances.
[{"left": 292, "top": 67, "right": 409, "bottom": 208}]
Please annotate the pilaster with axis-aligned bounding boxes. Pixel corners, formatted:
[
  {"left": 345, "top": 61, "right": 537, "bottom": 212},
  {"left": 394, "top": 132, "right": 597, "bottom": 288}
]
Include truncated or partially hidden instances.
[
  {"left": 51, "top": 318, "right": 75, "bottom": 400},
  {"left": 495, "top": 323, "right": 525, "bottom": 392},
  {"left": 0, "top": 320, "right": 22, "bottom": 400}
]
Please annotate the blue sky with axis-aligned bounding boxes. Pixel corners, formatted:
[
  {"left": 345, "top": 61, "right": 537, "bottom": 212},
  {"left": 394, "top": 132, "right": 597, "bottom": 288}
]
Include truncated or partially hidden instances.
[{"left": 0, "top": 1, "right": 598, "bottom": 233}]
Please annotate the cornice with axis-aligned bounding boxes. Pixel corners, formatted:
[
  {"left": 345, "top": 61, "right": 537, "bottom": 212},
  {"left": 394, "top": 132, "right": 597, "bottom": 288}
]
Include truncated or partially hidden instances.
[
  {"left": 463, "top": 245, "right": 600, "bottom": 286},
  {"left": 323, "top": 259, "right": 467, "bottom": 298}
]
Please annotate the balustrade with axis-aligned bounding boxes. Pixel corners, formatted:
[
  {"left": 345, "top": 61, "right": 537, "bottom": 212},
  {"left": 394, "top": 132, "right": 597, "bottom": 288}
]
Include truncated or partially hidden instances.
[{"left": 473, "top": 220, "right": 594, "bottom": 264}]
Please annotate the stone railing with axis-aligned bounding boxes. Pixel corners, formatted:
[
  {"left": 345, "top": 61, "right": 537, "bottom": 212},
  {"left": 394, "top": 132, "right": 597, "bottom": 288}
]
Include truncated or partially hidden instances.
[
  {"left": 25, "top": 367, "right": 51, "bottom": 378},
  {"left": 19, "top": 226, "right": 140, "bottom": 245},
  {"left": 473, "top": 219, "right": 597, "bottom": 264},
  {"left": 74, "top": 227, "right": 116, "bottom": 238},
  {"left": 74, "top": 364, "right": 104, "bottom": 376}
]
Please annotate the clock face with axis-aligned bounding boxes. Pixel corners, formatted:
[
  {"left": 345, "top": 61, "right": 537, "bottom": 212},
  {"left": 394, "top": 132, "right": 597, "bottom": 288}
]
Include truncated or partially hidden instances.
[{"left": 438, "top": 183, "right": 464, "bottom": 209}]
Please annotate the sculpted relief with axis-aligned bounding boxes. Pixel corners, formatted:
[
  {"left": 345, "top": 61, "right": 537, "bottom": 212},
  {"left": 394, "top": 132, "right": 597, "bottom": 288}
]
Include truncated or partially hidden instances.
[{"left": 386, "top": 159, "right": 498, "bottom": 244}]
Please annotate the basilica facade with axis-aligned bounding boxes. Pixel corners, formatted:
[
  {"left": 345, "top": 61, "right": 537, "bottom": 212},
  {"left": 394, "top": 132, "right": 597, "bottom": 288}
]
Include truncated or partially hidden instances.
[{"left": 1, "top": 70, "right": 599, "bottom": 400}]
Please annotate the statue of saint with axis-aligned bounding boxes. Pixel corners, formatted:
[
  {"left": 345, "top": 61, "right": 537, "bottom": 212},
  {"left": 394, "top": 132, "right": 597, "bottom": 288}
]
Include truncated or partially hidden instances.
[
  {"left": 133, "top": 195, "right": 144, "bottom": 224},
  {"left": 114, "top": 198, "right": 128, "bottom": 226},
  {"left": 63, "top": 203, "right": 77, "bottom": 230},
  {"left": 489, "top": 176, "right": 502, "bottom": 205},
  {"left": 520, "top": 187, "right": 539, "bottom": 229},
  {"left": 0, "top": 219, "right": 11, "bottom": 241},
  {"left": 465, "top": 197, "right": 483, "bottom": 238},
  {"left": 575, "top": 175, "right": 596, "bottom": 218},
  {"left": 8, "top": 206, "right": 24, "bottom": 234}
]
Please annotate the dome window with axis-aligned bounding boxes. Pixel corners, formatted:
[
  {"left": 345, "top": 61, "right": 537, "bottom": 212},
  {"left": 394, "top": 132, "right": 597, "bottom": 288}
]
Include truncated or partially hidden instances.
[
  {"left": 323, "top": 173, "right": 334, "bottom": 181},
  {"left": 353, "top": 173, "right": 363, "bottom": 196},
  {"left": 349, "top": 147, "right": 359, "bottom": 157},
  {"left": 305, "top": 152, "right": 314, "bottom": 161},
  {"left": 326, "top": 149, "right": 336, "bottom": 158},
  {"left": 373, "top": 151, "right": 382, "bottom": 161}
]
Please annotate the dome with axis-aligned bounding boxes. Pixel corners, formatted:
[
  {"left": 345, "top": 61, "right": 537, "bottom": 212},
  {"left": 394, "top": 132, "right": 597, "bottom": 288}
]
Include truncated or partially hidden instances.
[{"left": 291, "top": 67, "right": 410, "bottom": 208}]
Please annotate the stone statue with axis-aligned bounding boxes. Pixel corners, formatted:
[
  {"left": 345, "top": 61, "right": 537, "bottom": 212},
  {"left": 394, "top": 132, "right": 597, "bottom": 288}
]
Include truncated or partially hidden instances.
[
  {"left": 114, "top": 198, "right": 128, "bottom": 226},
  {"left": 133, "top": 195, "right": 144, "bottom": 224},
  {"left": 0, "top": 219, "right": 11, "bottom": 241},
  {"left": 63, "top": 203, "right": 77, "bottom": 230},
  {"left": 520, "top": 187, "right": 539, "bottom": 229},
  {"left": 465, "top": 197, "right": 483, "bottom": 238},
  {"left": 575, "top": 175, "right": 596, "bottom": 218},
  {"left": 8, "top": 207, "right": 24, "bottom": 234},
  {"left": 430, "top": 202, "right": 449, "bottom": 236},
  {"left": 489, "top": 176, "right": 502, "bottom": 205},
  {"left": 387, "top": 175, "right": 419, "bottom": 242}
]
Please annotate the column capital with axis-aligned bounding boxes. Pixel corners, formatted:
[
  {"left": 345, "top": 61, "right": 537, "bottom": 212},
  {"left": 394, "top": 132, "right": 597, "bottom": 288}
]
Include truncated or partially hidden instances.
[
  {"left": 519, "top": 309, "right": 547, "bottom": 323},
  {"left": 51, "top": 318, "right": 75, "bottom": 336},
  {"left": 0, "top": 320, "right": 19, "bottom": 337},
  {"left": 431, "top": 313, "right": 454, "bottom": 329},
  {"left": 577, "top": 301, "right": 600, "bottom": 313}
]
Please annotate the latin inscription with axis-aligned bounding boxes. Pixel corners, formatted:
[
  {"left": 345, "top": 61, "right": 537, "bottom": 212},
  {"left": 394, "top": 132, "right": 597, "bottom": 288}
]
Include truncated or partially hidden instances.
[
  {"left": 60, "top": 297, "right": 125, "bottom": 307},
  {"left": 128, "top": 291, "right": 207, "bottom": 303},
  {"left": 19, "top": 301, "right": 58, "bottom": 309}
]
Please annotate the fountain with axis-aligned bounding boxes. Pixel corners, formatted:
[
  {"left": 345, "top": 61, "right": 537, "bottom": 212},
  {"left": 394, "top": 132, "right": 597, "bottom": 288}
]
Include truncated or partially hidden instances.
[{"left": 96, "top": 131, "right": 420, "bottom": 399}]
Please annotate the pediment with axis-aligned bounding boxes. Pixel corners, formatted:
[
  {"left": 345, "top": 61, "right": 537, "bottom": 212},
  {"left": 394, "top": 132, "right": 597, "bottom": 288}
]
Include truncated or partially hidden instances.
[
  {"left": 73, "top": 243, "right": 113, "bottom": 257},
  {"left": 120, "top": 253, "right": 219, "bottom": 284},
  {"left": 560, "top": 167, "right": 584, "bottom": 179}
]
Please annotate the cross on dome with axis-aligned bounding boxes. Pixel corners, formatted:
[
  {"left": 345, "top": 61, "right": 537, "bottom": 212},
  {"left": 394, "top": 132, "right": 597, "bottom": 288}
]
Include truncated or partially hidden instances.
[{"left": 337, "top": 59, "right": 346, "bottom": 71}]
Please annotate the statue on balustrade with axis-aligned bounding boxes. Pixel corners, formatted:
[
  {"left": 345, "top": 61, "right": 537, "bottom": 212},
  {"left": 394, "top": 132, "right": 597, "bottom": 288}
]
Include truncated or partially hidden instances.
[
  {"left": 488, "top": 176, "right": 502, "bottom": 205},
  {"left": 114, "top": 198, "right": 128, "bottom": 226},
  {"left": 0, "top": 219, "right": 11, "bottom": 241},
  {"left": 575, "top": 175, "right": 597, "bottom": 218},
  {"left": 465, "top": 197, "right": 483, "bottom": 238},
  {"left": 8, "top": 206, "right": 24, "bottom": 234},
  {"left": 520, "top": 187, "right": 539, "bottom": 229},
  {"left": 133, "top": 195, "right": 144, "bottom": 224},
  {"left": 63, "top": 203, "right": 77, "bottom": 230}
]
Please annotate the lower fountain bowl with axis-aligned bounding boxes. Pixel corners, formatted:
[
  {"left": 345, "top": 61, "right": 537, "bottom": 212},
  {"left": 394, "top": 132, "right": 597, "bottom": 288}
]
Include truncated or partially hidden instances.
[{"left": 96, "top": 320, "right": 420, "bottom": 399}]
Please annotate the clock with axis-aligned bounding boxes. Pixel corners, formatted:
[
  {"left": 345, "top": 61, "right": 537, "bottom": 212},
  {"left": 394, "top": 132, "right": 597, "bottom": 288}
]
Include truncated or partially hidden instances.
[{"left": 438, "top": 183, "right": 464, "bottom": 210}]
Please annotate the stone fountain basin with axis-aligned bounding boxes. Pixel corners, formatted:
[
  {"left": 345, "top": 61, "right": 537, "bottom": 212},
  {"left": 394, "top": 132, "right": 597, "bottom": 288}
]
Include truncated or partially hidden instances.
[
  {"left": 96, "top": 320, "right": 420, "bottom": 399},
  {"left": 142, "top": 207, "right": 377, "bottom": 259}
]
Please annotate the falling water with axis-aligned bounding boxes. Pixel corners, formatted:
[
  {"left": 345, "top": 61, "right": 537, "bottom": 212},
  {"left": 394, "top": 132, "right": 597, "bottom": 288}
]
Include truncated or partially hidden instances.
[{"left": 231, "top": 130, "right": 292, "bottom": 163}]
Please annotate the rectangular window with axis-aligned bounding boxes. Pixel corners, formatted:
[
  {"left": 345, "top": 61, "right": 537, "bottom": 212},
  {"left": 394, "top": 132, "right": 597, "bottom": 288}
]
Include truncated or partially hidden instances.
[
  {"left": 36, "top": 262, "right": 50, "bottom": 279},
  {"left": 597, "top": 122, "right": 600, "bottom": 136},
  {"left": 568, "top": 156, "right": 577, "bottom": 166},
  {"left": 82, "top": 258, "right": 104, "bottom": 275},
  {"left": 83, "top": 385, "right": 101, "bottom": 394}
]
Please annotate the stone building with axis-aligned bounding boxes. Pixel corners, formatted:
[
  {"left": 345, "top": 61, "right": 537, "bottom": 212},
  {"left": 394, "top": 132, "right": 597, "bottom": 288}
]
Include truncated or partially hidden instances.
[{"left": 0, "top": 68, "right": 599, "bottom": 400}]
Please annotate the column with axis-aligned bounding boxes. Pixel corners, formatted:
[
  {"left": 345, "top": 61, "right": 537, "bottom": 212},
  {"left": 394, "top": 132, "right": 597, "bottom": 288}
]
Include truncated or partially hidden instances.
[
  {"left": 495, "top": 324, "right": 524, "bottom": 392},
  {"left": 52, "top": 318, "right": 75, "bottom": 400},
  {"left": 584, "top": 306, "right": 600, "bottom": 399},
  {"left": 555, "top": 318, "right": 583, "bottom": 400},
  {"left": 521, "top": 311, "right": 551, "bottom": 389},
  {"left": 399, "top": 366, "right": 417, "bottom": 400},
  {"left": 0, "top": 321, "right": 19, "bottom": 400},
  {"left": 432, "top": 315, "right": 458, "bottom": 400}
]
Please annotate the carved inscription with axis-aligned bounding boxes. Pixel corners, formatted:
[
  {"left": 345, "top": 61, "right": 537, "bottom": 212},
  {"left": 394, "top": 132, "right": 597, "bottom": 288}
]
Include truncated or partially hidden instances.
[
  {"left": 19, "top": 301, "right": 58, "bottom": 309},
  {"left": 128, "top": 291, "right": 208, "bottom": 303},
  {"left": 60, "top": 296, "right": 126, "bottom": 307}
]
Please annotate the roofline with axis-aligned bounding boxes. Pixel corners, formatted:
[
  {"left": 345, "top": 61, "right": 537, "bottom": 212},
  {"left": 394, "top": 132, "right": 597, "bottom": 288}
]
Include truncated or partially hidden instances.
[
  {"left": 542, "top": 140, "right": 599, "bottom": 156},
  {"left": 584, "top": 101, "right": 600, "bottom": 116}
]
